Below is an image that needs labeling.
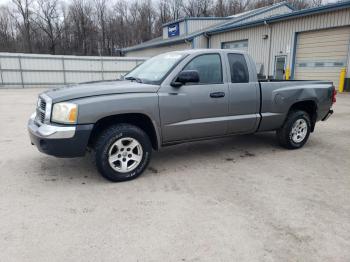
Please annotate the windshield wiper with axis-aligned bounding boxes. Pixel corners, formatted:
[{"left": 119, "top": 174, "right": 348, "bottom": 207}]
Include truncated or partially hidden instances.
[{"left": 125, "top": 76, "right": 143, "bottom": 83}]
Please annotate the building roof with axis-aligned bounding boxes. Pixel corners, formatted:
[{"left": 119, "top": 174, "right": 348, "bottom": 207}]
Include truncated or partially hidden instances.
[
  {"left": 162, "top": 17, "right": 232, "bottom": 27},
  {"left": 122, "top": 1, "right": 299, "bottom": 53},
  {"left": 212, "top": 1, "right": 294, "bottom": 30},
  {"left": 207, "top": 0, "right": 350, "bottom": 35}
]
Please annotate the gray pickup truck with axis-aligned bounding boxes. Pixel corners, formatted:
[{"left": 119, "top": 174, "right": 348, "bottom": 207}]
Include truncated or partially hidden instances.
[{"left": 28, "top": 49, "right": 335, "bottom": 182}]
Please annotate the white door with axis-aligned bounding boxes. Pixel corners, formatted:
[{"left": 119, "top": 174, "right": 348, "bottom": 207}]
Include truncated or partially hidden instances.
[{"left": 294, "top": 27, "right": 350, "bottom": 89}]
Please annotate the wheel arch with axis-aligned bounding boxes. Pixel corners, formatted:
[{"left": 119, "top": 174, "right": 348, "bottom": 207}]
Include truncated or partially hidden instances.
[
  {"left": 287, "top": 100, "right": 318, "bottom": 132},
  {"left": 88, "top": 113, "right": 160, "bottom": 150}
]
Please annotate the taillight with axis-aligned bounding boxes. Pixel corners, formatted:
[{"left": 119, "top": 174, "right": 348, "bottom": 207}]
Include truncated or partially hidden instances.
[{"left": 332, "top": 88, "right": 337, "bottom": 104}]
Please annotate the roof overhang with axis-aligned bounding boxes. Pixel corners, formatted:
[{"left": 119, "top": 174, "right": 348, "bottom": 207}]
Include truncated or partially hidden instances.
[
  {"left": 162, "top": 17, "right": 232, "bottom": 27},
  {"left": 207, "top": 1, "right": 350, "bottom": 35},
  {"left": 122, "top": 36, "right": 195, "bottom": 53}
]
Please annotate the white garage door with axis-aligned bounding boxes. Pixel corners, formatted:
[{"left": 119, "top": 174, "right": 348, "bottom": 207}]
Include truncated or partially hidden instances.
[
  {"left": 294, "top": 27, "right": 350, "bottom": 89},
  {"left": 222, "top": 40, "right": 248, "bottom": 51}
]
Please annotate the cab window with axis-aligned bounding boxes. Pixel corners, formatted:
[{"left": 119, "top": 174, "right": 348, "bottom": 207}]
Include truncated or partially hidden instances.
[
  {"left": 228, "top": 53, "right": 249, "bottom": 83},
  {"left": 183, "top": 54, "right": 223, "bottom": 84}
]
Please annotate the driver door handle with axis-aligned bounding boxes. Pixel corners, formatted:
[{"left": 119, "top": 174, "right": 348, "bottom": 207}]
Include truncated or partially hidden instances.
[{"left": 210, "top": 92, "right": 225, "bottom": 98}]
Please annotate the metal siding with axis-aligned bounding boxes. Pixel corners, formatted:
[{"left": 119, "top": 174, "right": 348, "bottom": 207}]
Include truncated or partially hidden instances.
[
  {"left": 163, "top": 27, "right": 168, "bottom": 39},
  {"left": 241, "top": 5, "right": 293, "bottom": 24},
  {"left": 125, "top": 42, "right": 192, "bottom": 57},
  {"left": 269, "top": 9, "right": 350, "bottom": 77},
  {"left": 0, "top": 53, "right": 146, "bottom": 88},
  {"left": 210, "top": 8, "right": 350, "bottom": 79},
  {"left": 180, "top": 21, "right": 186, "bottom": 35},
  {"left": 194, "top": 35, "right": 209, "bottom": 48},
  {"left": 347, "top": 44, "right": 350, "bottom": 78},
  {"left": 187, "top": 19, "right": 229, "bottom": 34},
  {"left": 210, "top": 25, "right": 271, "bottom": 76}
]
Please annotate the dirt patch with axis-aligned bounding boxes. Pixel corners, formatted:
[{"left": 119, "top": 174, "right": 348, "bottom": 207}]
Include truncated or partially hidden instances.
[
  {"left": 148, "top": 166, "right": 159, "bottom": 174},
  {"left": 240, "top": 151, "right": 255, "bottom": 158}
]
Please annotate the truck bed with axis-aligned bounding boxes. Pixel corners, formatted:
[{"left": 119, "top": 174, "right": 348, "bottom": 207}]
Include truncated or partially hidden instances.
[{"left": 257, "top": 80, "right": 334, "bottom": 132}]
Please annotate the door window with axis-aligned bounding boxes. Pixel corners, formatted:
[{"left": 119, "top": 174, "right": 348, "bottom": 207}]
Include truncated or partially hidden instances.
[
  {"left": 183, "top": 54, "right": 223, "bottom": 84},
  {"left": 274, "top": 56, "right": 286, "bottom": 80},
  {"left": 227, "top": 53, "right": 249, "bottom": 83}
]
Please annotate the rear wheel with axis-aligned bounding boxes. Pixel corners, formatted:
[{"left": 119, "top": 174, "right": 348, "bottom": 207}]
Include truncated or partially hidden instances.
[
  {"left": 94, "top": 124, "right": 152, "bottom": 182},
  {"left": 276, "top": 110, "right": 311, "bottom": 149}
]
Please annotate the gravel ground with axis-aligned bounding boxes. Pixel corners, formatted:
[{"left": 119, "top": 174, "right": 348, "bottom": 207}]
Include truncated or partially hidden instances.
[{"left": 0, "top": 88, "right": 350, "bottom": 262}]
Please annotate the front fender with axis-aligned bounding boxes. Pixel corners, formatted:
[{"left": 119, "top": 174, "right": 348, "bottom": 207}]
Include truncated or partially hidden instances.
[{"left": 72, "top": 93, "right": 162, "bottom": 148}]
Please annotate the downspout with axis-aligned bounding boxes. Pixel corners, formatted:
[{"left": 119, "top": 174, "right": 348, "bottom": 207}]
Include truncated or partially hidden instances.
[
  {"left": 265, "top": 20, "right": 272, "bottom": 80},
  {"left": 204, "top": 32, "right": 210, "bottom": 49},
  {"left": 185, "top": 39, "right": 192, "bottom": 49}
]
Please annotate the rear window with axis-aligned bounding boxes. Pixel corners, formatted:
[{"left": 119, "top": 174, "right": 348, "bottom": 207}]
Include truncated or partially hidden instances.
[{"left": 228, "top": 54, "right": 249, "bottom": 83}]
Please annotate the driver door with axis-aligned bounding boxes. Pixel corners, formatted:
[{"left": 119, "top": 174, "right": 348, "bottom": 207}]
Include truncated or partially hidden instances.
[{"left": 158, "top": 53, "right": 229, "bottom": 143}]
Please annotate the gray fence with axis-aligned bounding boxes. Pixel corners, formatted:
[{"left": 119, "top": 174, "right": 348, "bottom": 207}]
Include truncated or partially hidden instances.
[{"left": 0, "top": 53, "right": 147, "bottom": 88}]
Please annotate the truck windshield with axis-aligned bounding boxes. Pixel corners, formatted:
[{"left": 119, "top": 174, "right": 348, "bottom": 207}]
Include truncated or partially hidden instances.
[{"left": 124, "top": 53, "right": 186, "bottom": 84}]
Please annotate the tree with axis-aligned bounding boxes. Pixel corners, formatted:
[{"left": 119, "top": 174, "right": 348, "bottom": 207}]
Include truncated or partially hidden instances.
[
  {"left": 94, "top": 0, "right": 108, "bottom": 55},
  {"left": 0, "top": 6, "right": 16, "bottom": 52},
  {"left": 11, "top": 0, "right": 34, "bottom": 52},
  {"left": 34, "top": 0, "right": 62, "bottom": 54},
  {"left": 69, "top": 0, "right": 97, "bottom": 55},
  {"left": 0, "top": 0, "right": 328, "bottom": 55}
]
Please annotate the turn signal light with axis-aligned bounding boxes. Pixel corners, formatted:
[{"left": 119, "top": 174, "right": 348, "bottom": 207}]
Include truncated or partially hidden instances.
[{"left": 69, "top": 107, "right": 77, "bottom": 122}]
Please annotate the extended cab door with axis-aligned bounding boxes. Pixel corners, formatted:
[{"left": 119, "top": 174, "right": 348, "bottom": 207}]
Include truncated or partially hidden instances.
[
  {"left": 226, "top": 53, "right": 260, "bottom": 134},
  {"left": 158, "top": 53, "right": 229, "bottom": 143}
]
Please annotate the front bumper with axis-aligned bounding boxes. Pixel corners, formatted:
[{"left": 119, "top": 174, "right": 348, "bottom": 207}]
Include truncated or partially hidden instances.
[{"left": 28, "top": 115, "right": 93, "bottom": 158}]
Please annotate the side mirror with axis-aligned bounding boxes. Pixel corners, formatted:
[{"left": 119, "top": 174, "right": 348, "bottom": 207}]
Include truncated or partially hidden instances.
[{"left": 171, "top": 70, "right": 200, "bottom": 87}]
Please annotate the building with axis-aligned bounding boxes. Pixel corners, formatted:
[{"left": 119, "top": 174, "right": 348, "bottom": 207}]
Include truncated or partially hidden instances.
[
  {"left": 123, "top": 1, "right": 350, "bottom": 89},
  {"left": 123, "top": 2, "right": 294, "bottom": 58}
]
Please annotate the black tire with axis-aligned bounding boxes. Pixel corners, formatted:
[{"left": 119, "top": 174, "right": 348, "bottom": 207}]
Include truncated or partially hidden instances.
[
  {"left": 94, "top": 124, "right": 152, "bottom": 182},
  {"left": 276, "top": 110, "right": 311, "bottom": 149}
]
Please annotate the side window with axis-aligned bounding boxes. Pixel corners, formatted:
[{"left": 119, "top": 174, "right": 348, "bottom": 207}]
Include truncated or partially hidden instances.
[
  {"left": 183, "top": 54, "right": 223, "bottom": 84},
  {"left": 228, "top": 53, "right": 249, "bottom": 83}
]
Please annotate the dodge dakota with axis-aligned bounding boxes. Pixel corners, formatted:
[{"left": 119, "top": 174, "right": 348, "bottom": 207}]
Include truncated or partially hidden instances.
[{"left": 28, "top": 49, "right": 336, "bottom": 182}]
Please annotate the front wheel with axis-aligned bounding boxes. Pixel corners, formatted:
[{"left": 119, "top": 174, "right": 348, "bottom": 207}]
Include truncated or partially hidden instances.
[
  {"left": 94, "top": 124, "right": 152, "bottom": 182},
  {"left": 276, "top": 110, "right": 311, "bottom": 149}
]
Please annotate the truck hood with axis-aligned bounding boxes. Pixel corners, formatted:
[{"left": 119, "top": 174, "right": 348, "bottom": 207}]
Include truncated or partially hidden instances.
[{"left": 44, "top": 80, "right": 160, "bottom": 103}]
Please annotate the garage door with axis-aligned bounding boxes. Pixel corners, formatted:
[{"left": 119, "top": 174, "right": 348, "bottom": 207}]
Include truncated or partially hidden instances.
[{"left": 294, "top": 27, "right": 350, "bottom": 89}]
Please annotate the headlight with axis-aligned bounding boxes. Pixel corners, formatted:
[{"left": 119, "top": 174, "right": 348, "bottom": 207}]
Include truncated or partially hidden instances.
[{"left": 52, "top": 102, "right": 78, "bottom": 124}]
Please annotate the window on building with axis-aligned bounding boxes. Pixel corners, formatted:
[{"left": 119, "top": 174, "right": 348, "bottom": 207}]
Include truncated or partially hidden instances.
[
  {"left": 183, "top": 54, "right": 223, "bottom": 84},
  {"left": 222, "top": 40, "right": 248, "bottom": 51},
  {"left": 227, "top": 53, "right": 249, "bottom": 83}
]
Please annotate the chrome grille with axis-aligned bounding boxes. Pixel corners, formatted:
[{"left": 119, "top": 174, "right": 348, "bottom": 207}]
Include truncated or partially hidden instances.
[
  {"left": 39, "top": 110, "right": 45, "bottom": 123},
  {"left": 33, "top": 94, "right": 52, "bottom": 126},
  {"left": 40, "top": 99, "right": 46, "bottom": 111},
  {"left": 35, "top": 96, "right": 47, "bottom": 125}
]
